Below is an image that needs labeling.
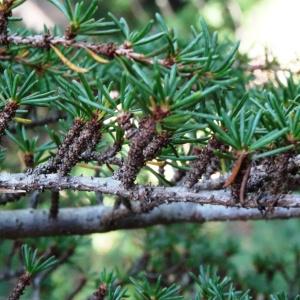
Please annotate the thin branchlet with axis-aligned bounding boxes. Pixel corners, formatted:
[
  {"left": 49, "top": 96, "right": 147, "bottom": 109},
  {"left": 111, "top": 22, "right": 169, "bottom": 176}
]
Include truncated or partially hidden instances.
[
  {"left": 184, "top": 138, "right": 225, "bottom": 188},
  {"left": 88, "top": 283, "right": 107, "bottom": 300},
  {"left": 143, "top": 131, "right": 170, "bottom": 160},
  {"left": 65, "top": 277, "right": 87, "bottom": 300},
  {"left": 7, "top": 272, "right": 32, "bottom": 300},
  {"left": 51, "top": 118, "right": 85, "bottom": 169},
  {"left": 0, "top": 101, "right": 19, "bottom": 139},
  {"left": 5, "top": 35, "right": 118, "bottom": 56},
  {"left": 81, "top": 139, "right": 123, "bottom": 165},
  {"left": 58, "top": 118, "right": 102, "bottom": 175},
  {"left": 32, "top": 118, "right": 86, "bottom": 175},
  {"left": 116, "top": 117, "right": 156, "bottom": 188},
  {"left": 0, "top": 0, "right": 14, "bottom": 44}
]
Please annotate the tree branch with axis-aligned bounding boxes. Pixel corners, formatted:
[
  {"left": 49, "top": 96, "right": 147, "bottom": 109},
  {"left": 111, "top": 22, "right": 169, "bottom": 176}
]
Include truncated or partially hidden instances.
[
  {"left": 1, "top": 203, "right": 300, "bottom": 239},
  {"left": 1, "top": 172, "right": 300, "bottom": 239},
  {"left": 2, "top": 35, "right": 174, "bottom": 66},
  {"left": 5, "top": 35, "right": 117, "bottom": 57},
  {"left": 0, "top": 173, "right": 300, "bottom": 208}
]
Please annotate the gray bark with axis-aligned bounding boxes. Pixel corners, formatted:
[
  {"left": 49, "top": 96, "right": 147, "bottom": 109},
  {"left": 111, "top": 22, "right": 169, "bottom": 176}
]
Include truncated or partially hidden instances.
[
  {"left": 1, "top": 203, "right": 300, "bottom": 239},
  {"left": 0, "top": 173, "right": 299, "bottom": 208},
  {"left": 0, "top": 172, "right": 300, "bottom": 239}
]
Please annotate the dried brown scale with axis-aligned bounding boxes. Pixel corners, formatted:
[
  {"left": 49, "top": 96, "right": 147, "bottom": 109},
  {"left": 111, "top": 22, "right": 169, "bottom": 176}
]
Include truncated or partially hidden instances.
[
  {"left": 74, "top": 122, "right": 103, "bottom": 164},
  {"left": 88, "top": 283, "right": 107, "bottom": 300},
  {"left": 143, "top": 132, "right": 170, "bottom": 161},
  {"left": 57, "top": 127, "right": 92, "bottom": 175},
  {"left": 95, "top": 42, "right": 116, "bottom": 58},
  {"left": 58, "top": 118, "right": 102, "bottom": 175},
  {"left": 254, "top": 153, "right": 298, "bottom": 203},
  {"left": 184, "top": 138, "right": 224, "bottom": 188},
  {"left": 49, "top": 191, "right": 59, "bottom": 219},
  {"left": 0, "top": 101, "right": 19, "bottom": 138},
  {"left": 0, "top": 1, "right": 13, "bottom": 44},
  {"left": 117, "top": 112, "right": 137, "bottom": 139},
  {"left": 58, "top": 137, "right": 88, "bottom": 175},
  {"left": 117, "top": 117, "right": 156, "bottom": 188},
  {"left": 7, "top": 272, "right": 32, "bottom": 300},
  {"left": 32, "top": 119, "right": 86, "bottom": 175},
  {"left": 0, "top": 11, "right": 8, "bottom": 43},
  {"left": 51, "top": 118, "right": 85, "bottom": 170},
  {"left": 247, "top": 159, "right": 273, "bottom": 192},
  {"left": 85, "top": 123, "right": 103, "bottom": 153}
]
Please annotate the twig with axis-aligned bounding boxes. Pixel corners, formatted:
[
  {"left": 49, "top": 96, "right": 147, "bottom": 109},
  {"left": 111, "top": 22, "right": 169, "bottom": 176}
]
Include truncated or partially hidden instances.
[
  {"left": 2, "top": 35, "right": 177, "bottom": 67},
  {"left": 66, "top": 276, "right": 87, "bottom": 300},
  {"left": 49, "top": 191, "right": 59, "bottom": 219}
]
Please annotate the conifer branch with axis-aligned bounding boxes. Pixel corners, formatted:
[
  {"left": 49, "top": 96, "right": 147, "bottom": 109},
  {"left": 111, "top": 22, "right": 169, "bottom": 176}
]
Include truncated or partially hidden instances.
[
  {"left": 1, "top": 34, "right": 171, "bottom": 66},
  {"left": 0, "top": 173, "right": 300, "bottom": 209},
  {"left": 1, "top": 203, "right": 300, "bottom": 239}
]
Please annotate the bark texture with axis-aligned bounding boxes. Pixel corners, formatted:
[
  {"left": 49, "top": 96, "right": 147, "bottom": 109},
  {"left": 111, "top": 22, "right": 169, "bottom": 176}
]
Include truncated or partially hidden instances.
[{"left": 1, "top": 203, "right": 300, "bottom": 239}]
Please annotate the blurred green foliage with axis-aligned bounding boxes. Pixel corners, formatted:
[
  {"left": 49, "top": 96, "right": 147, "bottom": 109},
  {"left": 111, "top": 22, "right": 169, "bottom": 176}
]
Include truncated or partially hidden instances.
[
  {"left": 97, "top": 0, "right": 264, "bottom": 37},
  {"left": 2, "top": 220, "right": 300, "bottom": 298}
]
